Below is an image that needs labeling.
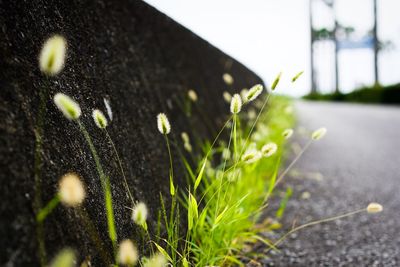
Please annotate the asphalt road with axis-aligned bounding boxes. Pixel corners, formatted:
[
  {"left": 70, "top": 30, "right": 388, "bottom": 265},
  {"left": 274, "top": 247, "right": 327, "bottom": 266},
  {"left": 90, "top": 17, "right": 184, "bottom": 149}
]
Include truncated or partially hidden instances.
[{"left": 263, "top": 101, "right": 400, "bottom": 266}]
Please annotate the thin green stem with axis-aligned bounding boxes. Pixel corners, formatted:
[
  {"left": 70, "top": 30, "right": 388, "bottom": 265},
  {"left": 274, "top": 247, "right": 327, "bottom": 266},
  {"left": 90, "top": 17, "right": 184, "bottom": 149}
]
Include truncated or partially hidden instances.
[
  {"left": 164, "top": 135, "right": 175, "bottom": 196},
  {"left": 263, "top": 140, "right": 313, "bottom": 204},
  {"left": 238, "top": 94, "right": 271, "bottom": 161},
  {"left": 77, "top": 120, "right": 118, "bottom": 253},
  {"left": 267, "top": 208, "right": 366, "bottom": 252},
  {"left": 36, "top": 194, "right": 60, "bottom": 223},
  {"left": 104, "top": 129, "right": 134, "bottom": 204}
]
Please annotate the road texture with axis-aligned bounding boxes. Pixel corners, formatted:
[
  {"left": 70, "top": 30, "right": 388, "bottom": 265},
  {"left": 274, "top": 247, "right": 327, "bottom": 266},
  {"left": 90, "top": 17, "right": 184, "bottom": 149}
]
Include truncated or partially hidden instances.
[{"left": 262, "top": 101, "right": 400, "bottom": 266}]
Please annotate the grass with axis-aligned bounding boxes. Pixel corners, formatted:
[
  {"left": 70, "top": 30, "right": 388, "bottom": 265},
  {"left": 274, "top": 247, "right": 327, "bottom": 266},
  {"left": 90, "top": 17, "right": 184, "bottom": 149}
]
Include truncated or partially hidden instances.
[{"left": 34, "top": 35, "right": 383, "bottom": 267}]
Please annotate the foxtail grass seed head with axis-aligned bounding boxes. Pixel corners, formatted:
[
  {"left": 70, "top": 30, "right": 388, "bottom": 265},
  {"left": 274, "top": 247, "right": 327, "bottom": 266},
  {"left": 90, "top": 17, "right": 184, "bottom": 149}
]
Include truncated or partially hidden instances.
[
  {"left": 241, "top": 149, "right": 262, "bottom": 164},
  {"left": 245, "top": 84, "right": 263, "bottom": 102},
  {"left": 59, "top": 173, "right": 85, "bottom": 207},
  {"left": 230, "top": 94, "right": 242, "bottom": 114},
  {"left": 117, "top": 239, "right": 138, "bottom": 266},
  {"left": 223, "top": 91, "right": 232, "bottom": 103},
  {"left": 261, "top": 142, "right": 278, "bottom": 157},
  {"left": 54, "top": 93, "right": 81, "bottom": 120},
  {"left": 311, "top": 127, "right": 327, "bottom": 140},
  {"left": 248, "top": 108, "right": 257, "bottom": 120},
  {"left": 184, "top": 142, "right": 192, "bottom": 152},
  {"left": 291, "top": 70, "right": 304, "bottom": 83},
  {"left": 222, "top": 148, "right": 231, "bottom": 160},
  {"left": 282, "top": 128, "right": 294, "bottom": 139},
  {"left": 132, "top": 202, "right": 148, "bottom": 229},
  {"left": 181, "top": 132, "right": 189, "bottom": 143},
  {"left": 367, "top": 203, "right": 383, "bottom": 214},
  {"left": 240, "top": 88, "right": 248, "bottom": 102},
  {"left": 271, "top": 72, "right": 282, "bottom": 90},
  {"left": 92, "top": 109, "right": 108, "bottom": 129},
  {"left": 157, "top": 113, "right": 171, "bottom": 135},
  {"left": 227, "top": 169, "right": 242, "bottom": 182},
  {"left": 39, "top": 35, "right": 67, "bottom": 76},
  {"left": 49, "top": 248, "right": 76, "bottom": 267},
  {"left": 188, "top": 89, "right": 198, "bottom": 102},
  {"left": 223, "top": 73, "right": 234, "bottom": 85},
  {"left": 143, "top": 253, "right": 167, "bottom": 267},
  {"left": 103, "top": 98, "right": 113, "bottom": 121}
]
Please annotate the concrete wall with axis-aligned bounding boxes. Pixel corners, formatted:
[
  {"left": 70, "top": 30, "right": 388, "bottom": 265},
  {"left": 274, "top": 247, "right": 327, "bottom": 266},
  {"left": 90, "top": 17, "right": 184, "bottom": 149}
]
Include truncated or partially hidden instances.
[{"left": 0, "top": 0, "right": 263, "bottom": 265}]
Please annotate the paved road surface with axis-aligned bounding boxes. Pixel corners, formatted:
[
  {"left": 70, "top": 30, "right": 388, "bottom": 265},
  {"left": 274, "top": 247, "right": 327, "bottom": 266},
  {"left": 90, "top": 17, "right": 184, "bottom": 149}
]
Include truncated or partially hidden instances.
[{"left": 264, "top": 101, "right": 400, "bottom": 266}]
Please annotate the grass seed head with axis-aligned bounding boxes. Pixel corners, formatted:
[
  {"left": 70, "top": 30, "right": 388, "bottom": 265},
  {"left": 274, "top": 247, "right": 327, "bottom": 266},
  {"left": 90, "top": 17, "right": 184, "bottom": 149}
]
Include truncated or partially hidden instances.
[
  {"left": 271, "top": 71, "right": 282, "bottom": 90},
  {"left": 223, "top": 91, "right": 232, "bottom": 103},
  {"left": 59, "top": 173, "right": 85, "bottom": 207},
  {"left": 54, "top": 93, "right": 82, "bottom": 120},
  {"left": 241, "top": 149, "right": 262, "bottom": 164},
  {"left": 230, "top": 94, "right": 242, "bottom": 114},
  {"left": 117, "top": 239, "right": 138, "bottom": 266},
  {"left": 188, "top": 89, "right": 198, "bottom": 102},
  {"left": 245, "top": 84, "right": 263, "bottom": 102},
  {"left": 49, "top": 248, "right": 76, "bottom": 267},
  {"left": 291, "top": 70, "right": 304, "bottom": 83},
  {"left": 143, "top": 253, "right": 167, "bottom": 267},
  {"left": 282, "top": 128, "right": 294, "bottom": 139},
  {"left": 367, "top": 202, "right": 383, "bottom": 214},
  {"left": 181, "top": 132, "right": 189, "bottom": 143},
  {"left": 132, "top": 202, "right": 148, "bottom": 229},
  {"left": 157, "top": 113, "right": 171, "bottom": 135},
  {"left": 261, "top": 142, "right": 278, "bottom": 157},
  {"left": 92, "top": 109, "right": 108, "bottom": 129},
  {"left": 39, "top": 35, "right": 67, "bottom": 76},
  {"left": 311, "top": 127, "right": 327, "bottom": 140},
  {"left": 223, "top": 73, "right": 234, "bottom": 85}
]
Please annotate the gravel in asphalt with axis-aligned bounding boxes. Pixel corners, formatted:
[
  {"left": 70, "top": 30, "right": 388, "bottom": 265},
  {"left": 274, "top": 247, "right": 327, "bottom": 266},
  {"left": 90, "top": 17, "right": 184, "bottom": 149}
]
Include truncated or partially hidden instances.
[{"left": 258, "top": 101, "right": 400, "bottom": 267}]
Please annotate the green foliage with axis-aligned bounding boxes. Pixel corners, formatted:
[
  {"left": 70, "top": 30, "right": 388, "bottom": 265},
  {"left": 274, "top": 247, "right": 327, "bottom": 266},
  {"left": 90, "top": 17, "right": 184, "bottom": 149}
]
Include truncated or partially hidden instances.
[
  {"left": 159, "top": 95, "right": 295, "bottom": 266},
  {"left": 304, "top": 83, "right": 400, "bottom": 104}
]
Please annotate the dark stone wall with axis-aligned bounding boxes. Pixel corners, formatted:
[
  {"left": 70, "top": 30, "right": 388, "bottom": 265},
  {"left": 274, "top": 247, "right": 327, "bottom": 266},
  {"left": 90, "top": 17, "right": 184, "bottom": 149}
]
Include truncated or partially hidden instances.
[{"left": 0, "top": 0, "right": 263, "bottom": 265}]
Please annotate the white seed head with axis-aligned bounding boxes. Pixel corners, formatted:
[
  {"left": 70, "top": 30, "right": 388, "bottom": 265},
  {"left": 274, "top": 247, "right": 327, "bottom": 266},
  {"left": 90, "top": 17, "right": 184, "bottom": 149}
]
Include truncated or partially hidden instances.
[
  {"left": 54, "top": 93, "right": 81, "bottom": 120},
  {"left": 241, "top": 149, "right": 262, "bottom": 164},
  {"left": 59, "top": 173, "right": 85, "bottom": 207},
  {"left": 117, "top": 239, "right": 138, "bottom": 266},
  {"left": 227, "top": 169, "right": 242, "bottom": 182},
  {"left": 248, "top": 109, "right": 257, "bottom": 120},
  {"left": 222, "top": 148, "right": 231, "bottom": 160},
  {"left": 261, "top": 142, "right": 278, "bottom": 157},
  {"left": 240, "top": 88, "right": 248, "bottom": 102},
  {"left": 49, "top": 248, "right": 76, "bottom": 267},
  {"left": 39, "top": 35, "right": 67, "bottom": 76},
  {"left": 132, "top": 202, "right": 148, "bottom": 229},
  {"left": 311, "top": 127, "right": 327, "bottom": 140},
  {"left": 184, "top": 143, "right": 192, "bottom": 152},
  {"left": 367, "top": 202, "right": 383, "bottom": 214},
  {"left": 181, "top": 132, "right": 189, "bottom": 143},
  {"left": 230, "top": 94, "right": 242, "bottom": 114},
  {"left": 282, "top": 128, "right": 294, "bottom": 139},
  {"left": 103, "top": 98, "right": 113, "bottom": 121},
  {"left": 92, "top": 109, "right": 108, "bottom": 129},
  {"left": 223, "top": 73, "right": 234, "bottom": 85},
  {"left": 143, "top": 253, "right": 167, "bottom": 267},
  {"left": 188, "top": 89, "right": 198, "bottom": 102},
  {"left": 223, "top": 91, "right": 232, "bottom": 103},
  {"left": 245, "top": 84, "right": 263, "bottom": 102},
  {"left": 157, "top": 113, "right": 171, "bottom": 135}
]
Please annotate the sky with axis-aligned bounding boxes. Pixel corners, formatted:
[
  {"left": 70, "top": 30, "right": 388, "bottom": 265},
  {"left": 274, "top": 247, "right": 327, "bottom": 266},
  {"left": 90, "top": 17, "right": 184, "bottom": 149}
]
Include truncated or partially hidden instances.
[{"left": 144, "top": 0, "right": 400, "bottom": 97}]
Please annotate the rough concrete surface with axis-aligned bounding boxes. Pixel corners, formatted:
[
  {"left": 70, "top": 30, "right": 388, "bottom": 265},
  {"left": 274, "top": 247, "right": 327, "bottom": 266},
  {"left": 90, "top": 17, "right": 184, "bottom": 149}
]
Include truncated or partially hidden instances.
[{"left": 0, "top": 0, "right": 262, "bottom": 265}]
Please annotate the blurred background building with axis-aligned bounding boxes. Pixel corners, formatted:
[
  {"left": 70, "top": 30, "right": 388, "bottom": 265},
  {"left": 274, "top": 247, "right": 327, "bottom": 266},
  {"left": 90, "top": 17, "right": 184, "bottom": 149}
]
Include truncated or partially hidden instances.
[{"left": 145, "top": 0, "right": 400, "bottom": 97}]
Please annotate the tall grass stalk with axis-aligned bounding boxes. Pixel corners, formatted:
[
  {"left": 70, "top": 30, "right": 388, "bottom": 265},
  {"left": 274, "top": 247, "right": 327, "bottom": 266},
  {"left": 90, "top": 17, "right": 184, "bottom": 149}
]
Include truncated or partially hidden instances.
[
  {"left": 104, "top": 129, "right": 134, "bottom": 204},
  {"left": 77, "top": 120, "right": 118, "bottom": 252}
]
